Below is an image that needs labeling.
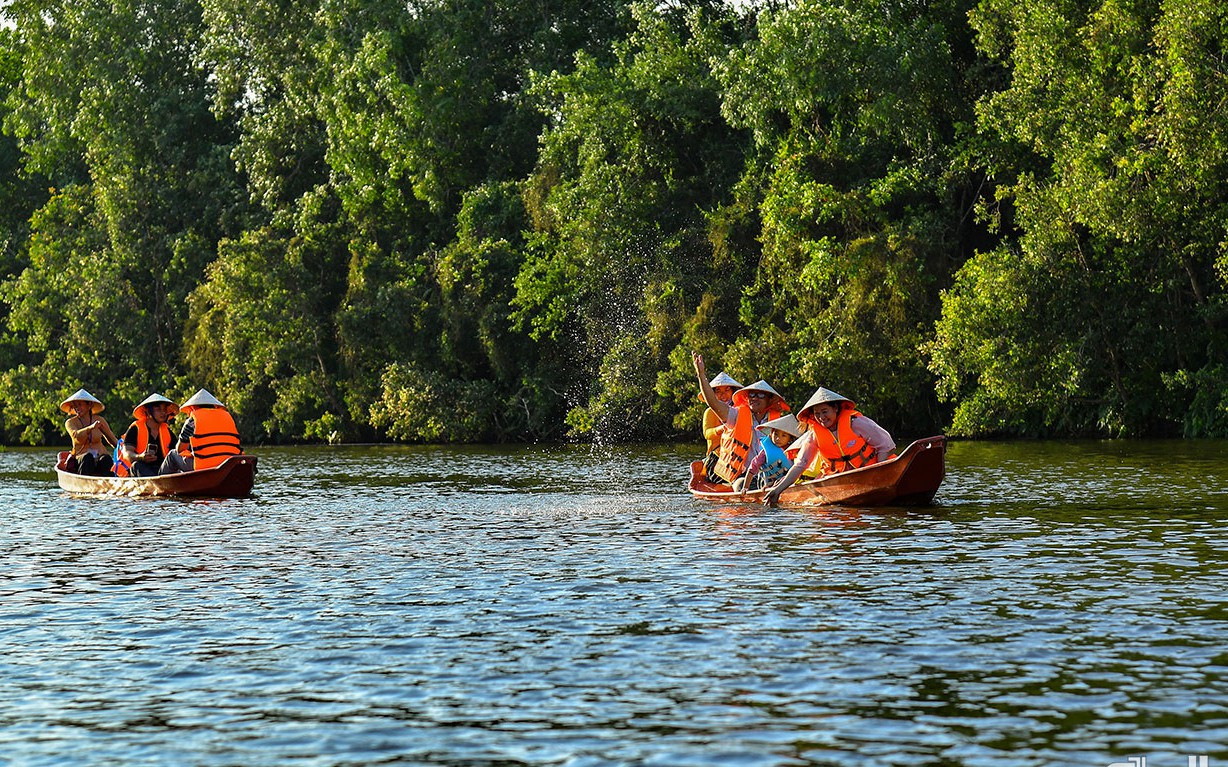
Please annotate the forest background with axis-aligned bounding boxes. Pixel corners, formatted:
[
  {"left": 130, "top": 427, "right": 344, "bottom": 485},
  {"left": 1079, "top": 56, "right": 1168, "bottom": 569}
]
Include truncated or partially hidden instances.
[{"left": 0, "top": 0, "right": 1225, "bottom": 446}]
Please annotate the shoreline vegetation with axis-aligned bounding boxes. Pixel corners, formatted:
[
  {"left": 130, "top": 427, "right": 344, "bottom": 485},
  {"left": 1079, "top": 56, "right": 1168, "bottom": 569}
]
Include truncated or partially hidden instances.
[{"left": 0, "top": 0, "right": 1225, "bottom": 447}]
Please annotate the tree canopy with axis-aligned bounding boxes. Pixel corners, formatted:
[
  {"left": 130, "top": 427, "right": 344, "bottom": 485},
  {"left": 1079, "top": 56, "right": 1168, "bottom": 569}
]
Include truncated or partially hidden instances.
[{"left": 0, "top": 0, "right": 1224, "bottom": 444}]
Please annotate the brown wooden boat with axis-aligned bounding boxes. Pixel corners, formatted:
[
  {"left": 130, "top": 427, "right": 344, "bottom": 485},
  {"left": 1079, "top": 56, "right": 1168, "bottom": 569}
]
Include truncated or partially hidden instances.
[
  {"left": 689, "top": 436, "right": 946, "bottom": 507},
  {"left": 55, "top": 451, "right": 257, "bottom": 498}
]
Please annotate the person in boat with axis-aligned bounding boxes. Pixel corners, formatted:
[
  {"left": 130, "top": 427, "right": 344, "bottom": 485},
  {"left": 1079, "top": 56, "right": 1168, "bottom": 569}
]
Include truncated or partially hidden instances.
[
  {"left": 162, "top": 388, "right": 242, "bottom": 473},
  {"left": 733, "top": 413, "right": 802, "bottom": 494},
  {"left": 701, "top": 371, "right": 742, "bottom": 483},
  {"left": 61, "top": 388, "right": 119, "bottom": 475},
  {"left": 119, "top": 393, "right": 180, "bottom": 477},
  {"left": 692, "top": 351, "right": 790, "bottom": 486},
  {"left": 763, "top": 387, "right": 895, "bottom": 505}
]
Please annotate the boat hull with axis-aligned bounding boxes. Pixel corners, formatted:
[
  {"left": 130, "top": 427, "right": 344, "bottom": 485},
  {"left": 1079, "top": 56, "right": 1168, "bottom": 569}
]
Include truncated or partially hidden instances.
[
  {"left": 56, "top": 452, "right": 257, "bottom": 498},
  {"left": 689, "top": 436, "right": 946, "bottom": 507}
]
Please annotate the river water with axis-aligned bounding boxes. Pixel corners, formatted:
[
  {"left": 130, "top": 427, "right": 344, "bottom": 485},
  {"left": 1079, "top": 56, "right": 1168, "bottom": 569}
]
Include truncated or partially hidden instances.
[{"left": 2, "top": 439, "right": 1227, "bottom": 766}]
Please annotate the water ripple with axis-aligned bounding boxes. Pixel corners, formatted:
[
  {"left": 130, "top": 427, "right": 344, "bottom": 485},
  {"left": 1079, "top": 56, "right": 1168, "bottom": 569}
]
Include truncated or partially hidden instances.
[{"left": 2, "top": 441, "right": 1228, "bottom": 765}]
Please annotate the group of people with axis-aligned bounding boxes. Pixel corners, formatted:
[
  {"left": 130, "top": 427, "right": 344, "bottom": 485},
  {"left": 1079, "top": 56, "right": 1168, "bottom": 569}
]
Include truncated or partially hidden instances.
[
  {"left": 60, "top": 388, "right": 242, "bottom": 478},
  {"left": 64, "top": 359, "right": 886, "bottom": 488},
  {"left": 693, "top": 352, "right": 895, "bottom": 505}
]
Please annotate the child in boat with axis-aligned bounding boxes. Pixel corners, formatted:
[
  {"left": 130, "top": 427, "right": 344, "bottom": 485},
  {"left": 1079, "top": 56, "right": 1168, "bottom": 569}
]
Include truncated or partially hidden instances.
[
  {"left": 701, "top": 371, "right": 742, "bottom": 482},
  {"left": 61, "top": 389, "right": 118, "bottom": 475},
  {"left": 763, "top": 387, "right": 895, "bottom": 505},
  {"left": 692, "top": 351, "right": 790, "bottom": 485},
  {"left": 732, "top": 413, "right": 802, "bottom": 493}
]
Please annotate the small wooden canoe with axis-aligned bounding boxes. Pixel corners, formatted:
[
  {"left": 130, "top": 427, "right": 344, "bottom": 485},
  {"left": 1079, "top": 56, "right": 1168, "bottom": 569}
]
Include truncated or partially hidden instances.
[
  {"left": 689, "top": 435, "right": 946, "bottom": 507},
  {"left": 55, "top": 451, "right": 257, "bottom": 498}
]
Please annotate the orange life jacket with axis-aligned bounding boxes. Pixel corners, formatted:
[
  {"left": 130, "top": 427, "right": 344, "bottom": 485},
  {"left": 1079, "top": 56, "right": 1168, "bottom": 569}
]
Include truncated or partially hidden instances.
[
  {"left": 807, "top": 406, "right": 877, "bottom": 475},
  {"left": 183, "top": 408, "right": 241, "bottom": 470},
  {"left": 714, "top": 404, "right": 787, "bottom": 483},
  {"left": 122, "top": 416, "right": 171, "bottom": 475}
]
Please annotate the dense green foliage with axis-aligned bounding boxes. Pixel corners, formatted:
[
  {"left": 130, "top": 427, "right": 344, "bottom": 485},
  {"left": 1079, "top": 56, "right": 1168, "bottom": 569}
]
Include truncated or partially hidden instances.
[
  {"left": 931, "top": 0, "right": 1228, "bottom": 437},
  {"left": 0, "top": 0, "right": 1224, "bottom": 445}
]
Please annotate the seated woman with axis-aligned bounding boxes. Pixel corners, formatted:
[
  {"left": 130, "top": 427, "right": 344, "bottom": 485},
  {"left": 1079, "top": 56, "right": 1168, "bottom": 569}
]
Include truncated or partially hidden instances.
[
  {"left": 763, "top": 387, "right": 895, "bottom": 505},
  {"left": 701, "top": 371, "right": 742, "bottom": 482},
  {"left": 61, "top": 389, "right": 118, "bottom": 475}
]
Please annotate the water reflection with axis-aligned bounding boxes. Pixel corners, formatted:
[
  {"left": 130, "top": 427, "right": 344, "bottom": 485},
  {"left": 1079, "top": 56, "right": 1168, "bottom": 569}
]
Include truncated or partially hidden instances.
[{"left": 2, "top": 440, "right": 1228, "bottom": 765}]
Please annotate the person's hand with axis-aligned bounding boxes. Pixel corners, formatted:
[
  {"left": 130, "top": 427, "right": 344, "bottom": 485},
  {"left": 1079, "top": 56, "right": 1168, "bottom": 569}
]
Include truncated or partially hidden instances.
[
  {"left": 762, "top": 484, "right": 781, "bottom": 507},
  {"left": 692, "top": 350, "right": 705, "bottom": 379}
]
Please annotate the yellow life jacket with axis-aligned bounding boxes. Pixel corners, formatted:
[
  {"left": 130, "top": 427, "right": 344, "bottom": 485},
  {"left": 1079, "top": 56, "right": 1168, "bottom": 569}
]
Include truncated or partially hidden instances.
[{"left": 702, "top": 407, "right": 726, "bottom": 454}]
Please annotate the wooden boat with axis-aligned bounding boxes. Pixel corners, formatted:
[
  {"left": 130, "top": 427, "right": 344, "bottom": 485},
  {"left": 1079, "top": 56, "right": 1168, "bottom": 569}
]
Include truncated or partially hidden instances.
[
  {"left": 55, "top": 451, "right": 257, "bottom": 498},
  {"left": 689, "top": 436, "right": 946, "bottom": 507}
]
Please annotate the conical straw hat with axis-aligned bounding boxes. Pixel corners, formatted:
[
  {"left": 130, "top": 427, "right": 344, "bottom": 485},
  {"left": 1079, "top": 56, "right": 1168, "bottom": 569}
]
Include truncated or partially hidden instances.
[
  {"left": 732, "top": 380, "right": 789, "bottom": 411},
  {"left": 798, "top": 387, "right": 854, "bottom": 416},
  {"left": 756, "top": 413, "right": 802, "bottom": 438},
  {"left": 708, "top": 371, "right": 742, "bottom": 389},
  {"left": 132, "top": 393, "right": 179, "bottom": 418},
  {"left": 180, "top": 388, "right": 224, "bottom": 412},
  {"left": 60, "top": 388, "right": 103, "bottom": 414}
]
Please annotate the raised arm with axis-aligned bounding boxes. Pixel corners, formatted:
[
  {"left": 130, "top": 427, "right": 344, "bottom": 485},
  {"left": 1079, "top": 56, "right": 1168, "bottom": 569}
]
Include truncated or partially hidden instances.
[{"left": 692, "top": 351, "right": 731, "bottom": 423}]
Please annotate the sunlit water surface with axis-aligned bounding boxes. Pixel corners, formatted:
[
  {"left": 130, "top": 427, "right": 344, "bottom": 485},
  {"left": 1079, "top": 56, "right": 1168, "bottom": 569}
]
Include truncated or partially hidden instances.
[{"left": 2, "top": 440, "right": 1227, "bottom": 766}]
